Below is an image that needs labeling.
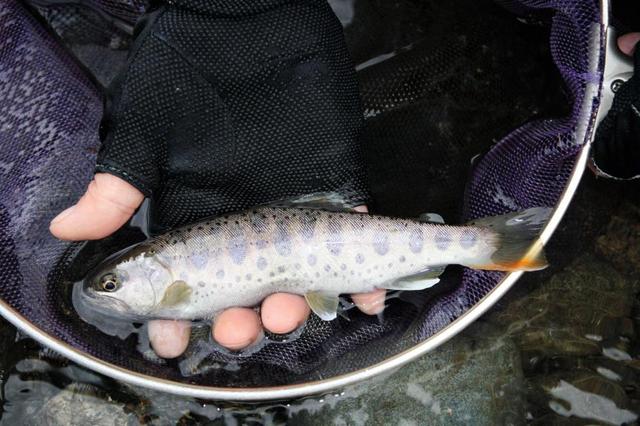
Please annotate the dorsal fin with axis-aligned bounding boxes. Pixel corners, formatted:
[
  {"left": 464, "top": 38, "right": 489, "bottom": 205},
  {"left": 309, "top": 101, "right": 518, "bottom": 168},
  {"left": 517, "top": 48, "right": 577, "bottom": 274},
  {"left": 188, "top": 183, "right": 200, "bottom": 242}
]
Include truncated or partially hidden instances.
[
  {"left": 418, "top": 213, "right": 445, "bottom": 224},
  {"left": 268, "top": 192, "right": 359, "bottom": 212}
]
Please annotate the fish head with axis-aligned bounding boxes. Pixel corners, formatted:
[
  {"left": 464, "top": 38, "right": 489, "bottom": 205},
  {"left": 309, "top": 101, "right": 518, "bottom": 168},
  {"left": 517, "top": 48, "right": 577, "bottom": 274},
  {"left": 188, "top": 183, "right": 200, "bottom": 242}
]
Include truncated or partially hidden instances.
[{"left": 80, "top": 244, "right": 173, "bottom": 319}]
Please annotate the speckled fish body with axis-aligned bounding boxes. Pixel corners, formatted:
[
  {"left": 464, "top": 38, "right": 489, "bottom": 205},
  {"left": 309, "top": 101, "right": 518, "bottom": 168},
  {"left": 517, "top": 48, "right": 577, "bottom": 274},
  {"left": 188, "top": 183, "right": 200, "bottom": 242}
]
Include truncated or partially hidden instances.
[{"left": 80, "top": 206, "right": 549, "bottom": 321}]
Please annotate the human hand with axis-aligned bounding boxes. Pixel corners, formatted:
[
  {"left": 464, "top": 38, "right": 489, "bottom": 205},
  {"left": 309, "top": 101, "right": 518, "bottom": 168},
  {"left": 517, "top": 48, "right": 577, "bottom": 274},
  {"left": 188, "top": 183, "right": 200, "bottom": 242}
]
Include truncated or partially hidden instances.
[
  {"left": 49, "top": 0, "right": 379, "bottom": 358},
  {"left": 50, "top": 176, "right": 385, "bottom": 356},
  {"left": 591, "top": 32, "right": 640, "bottom": 180},
  {"left": 618, "top": 32, "right": 640, "bottom": 56}
]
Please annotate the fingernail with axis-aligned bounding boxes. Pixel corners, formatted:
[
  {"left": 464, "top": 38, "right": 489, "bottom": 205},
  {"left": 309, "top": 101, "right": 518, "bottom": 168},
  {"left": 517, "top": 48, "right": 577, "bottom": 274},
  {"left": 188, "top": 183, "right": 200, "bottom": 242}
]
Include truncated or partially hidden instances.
[{"left": 51, "top": 206, "right": 76, "bottom": 224}]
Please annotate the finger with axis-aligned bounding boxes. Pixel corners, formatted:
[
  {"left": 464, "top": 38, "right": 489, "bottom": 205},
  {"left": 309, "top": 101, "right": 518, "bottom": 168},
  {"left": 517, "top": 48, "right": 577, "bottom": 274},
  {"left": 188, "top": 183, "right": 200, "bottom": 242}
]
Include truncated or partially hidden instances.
[
  {"left": 618, "top": 32, "right": 640, "bottom": 57},
  {"left": 148, "top": 320, "right": 191, "bottom": 359},
  {"left": 50, "top": 173, "right": 144, "bottom": 241},
  {"left": 351, "top": 288, "right": 387, "bottom": 315},
  {"left": 261, "top": 293, "right": 310, "bottom": 334},
  {"left": 212, "top": 307, "right": 262, "bottom": 351}
]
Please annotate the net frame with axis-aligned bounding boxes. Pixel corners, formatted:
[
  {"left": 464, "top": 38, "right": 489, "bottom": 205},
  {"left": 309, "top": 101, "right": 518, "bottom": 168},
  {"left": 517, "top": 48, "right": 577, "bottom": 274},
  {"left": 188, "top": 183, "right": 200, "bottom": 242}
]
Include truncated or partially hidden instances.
[{"left": 0, "top": 0, "right": 606, "bottom": 400}]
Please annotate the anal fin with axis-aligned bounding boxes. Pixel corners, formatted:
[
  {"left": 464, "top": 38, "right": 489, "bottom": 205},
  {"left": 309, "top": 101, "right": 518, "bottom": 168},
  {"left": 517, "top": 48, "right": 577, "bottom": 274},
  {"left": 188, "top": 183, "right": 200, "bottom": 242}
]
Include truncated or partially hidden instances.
[{"left": 382, "top": 266, "right": 446, "bottom": 291}]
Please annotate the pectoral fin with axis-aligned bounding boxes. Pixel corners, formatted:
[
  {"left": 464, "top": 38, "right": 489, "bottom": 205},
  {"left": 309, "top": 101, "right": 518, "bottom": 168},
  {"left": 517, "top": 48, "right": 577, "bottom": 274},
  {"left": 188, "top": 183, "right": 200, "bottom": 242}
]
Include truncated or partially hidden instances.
[
  {"left": 305, "top": 292, "right": 340, "bottom": 320},
  {"left": 382, "top": 266, "right": 446, "bottom": 290},
  {"left": 159, "top": 280, "right": 192, "bottom": 307}
]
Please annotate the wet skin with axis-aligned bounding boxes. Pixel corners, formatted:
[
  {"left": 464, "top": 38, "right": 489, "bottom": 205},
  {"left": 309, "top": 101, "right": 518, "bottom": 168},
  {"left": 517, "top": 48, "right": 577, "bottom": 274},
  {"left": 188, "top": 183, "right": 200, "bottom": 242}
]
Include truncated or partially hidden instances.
[{"left": 50, "top": 173, "right": 386, "bottom": 357}]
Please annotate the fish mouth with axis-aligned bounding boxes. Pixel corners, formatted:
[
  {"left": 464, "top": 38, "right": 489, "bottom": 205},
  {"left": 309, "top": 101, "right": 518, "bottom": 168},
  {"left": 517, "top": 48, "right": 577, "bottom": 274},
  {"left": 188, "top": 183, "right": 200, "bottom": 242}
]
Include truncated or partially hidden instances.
[{"left": 72, "top": 281, "right": 143, "bottom": 322}]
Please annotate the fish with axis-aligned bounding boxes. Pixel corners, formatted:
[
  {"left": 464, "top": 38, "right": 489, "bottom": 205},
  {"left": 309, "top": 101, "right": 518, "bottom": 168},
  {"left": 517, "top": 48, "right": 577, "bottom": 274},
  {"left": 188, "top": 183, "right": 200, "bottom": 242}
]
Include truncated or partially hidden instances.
[{"left": 77, "top": 196, "right": 551, "bottom": 322}]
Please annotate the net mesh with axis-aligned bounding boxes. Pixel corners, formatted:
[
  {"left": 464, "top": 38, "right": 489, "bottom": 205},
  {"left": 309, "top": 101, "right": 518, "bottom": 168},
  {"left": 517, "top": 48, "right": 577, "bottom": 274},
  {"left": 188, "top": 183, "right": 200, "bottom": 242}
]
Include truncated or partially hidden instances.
[{"left": 0, "top": 0, "right": 602, "bottom": 387}]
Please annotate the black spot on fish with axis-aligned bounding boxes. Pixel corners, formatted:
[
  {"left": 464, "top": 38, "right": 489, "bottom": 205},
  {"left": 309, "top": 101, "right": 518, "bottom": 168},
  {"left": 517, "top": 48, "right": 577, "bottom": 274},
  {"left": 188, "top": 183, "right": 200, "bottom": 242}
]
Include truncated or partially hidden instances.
[
  {"left": 278, "top": 266, "right": 286, "bottom": 273},
  {"left": 399, "top": 255, "right": 406, "bottom": 263},
  {"left": 198, "top": 281, "right": 206, "bottom": 288},
  {"left": 216, "top": 270, "right": 225, "bottom": 279},
  {"left": 245, "top": 274, "right": 252, "bottom": 281},
  {"left": 435, "top": 230, "right": 451, "bottom": 251},
  {"left": 324, "top": 264, "right": 331, "bottom": 272},
  {"left": 250, "top": 215, "right": 269, "bottom": 234},
  {"left": 307, "top": 254, "right": 317, "bottom": 266},
  {"left": 409, "top": 228, "right": 423, "bottom": 253},
  {"left": 340, "top": 264, "right": 347, "bottom": 271},
  {"left": 355, "top": 253, "right": 365, "bottom": 264},
  {"left": 460, "top": 229, "right": 478, "bottom": 249},
  {"left": 373, "top": 232, "right": 389, "bottom": 255}
]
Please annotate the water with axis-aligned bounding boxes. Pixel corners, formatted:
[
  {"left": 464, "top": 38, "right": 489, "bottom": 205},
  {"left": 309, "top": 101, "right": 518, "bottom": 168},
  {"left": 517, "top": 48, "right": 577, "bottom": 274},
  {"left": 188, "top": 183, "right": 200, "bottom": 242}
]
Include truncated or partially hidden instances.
[{"left": 0, "top": 174, "right": 638, "bottom": 424}]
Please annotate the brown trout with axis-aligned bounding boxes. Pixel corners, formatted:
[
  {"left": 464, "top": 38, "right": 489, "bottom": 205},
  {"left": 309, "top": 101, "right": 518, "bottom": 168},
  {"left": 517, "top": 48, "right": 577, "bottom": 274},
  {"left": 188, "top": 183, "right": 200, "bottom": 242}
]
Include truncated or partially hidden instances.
[{"left": 78, "top": 202, "right": 550, "bottom": 321}]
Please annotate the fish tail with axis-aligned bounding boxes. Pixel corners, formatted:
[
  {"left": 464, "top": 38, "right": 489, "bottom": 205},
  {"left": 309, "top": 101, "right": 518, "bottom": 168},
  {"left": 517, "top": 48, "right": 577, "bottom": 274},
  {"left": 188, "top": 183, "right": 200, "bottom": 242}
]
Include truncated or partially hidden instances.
[{"left": 466, "top": 207, "right": 551, "bottom": 272}]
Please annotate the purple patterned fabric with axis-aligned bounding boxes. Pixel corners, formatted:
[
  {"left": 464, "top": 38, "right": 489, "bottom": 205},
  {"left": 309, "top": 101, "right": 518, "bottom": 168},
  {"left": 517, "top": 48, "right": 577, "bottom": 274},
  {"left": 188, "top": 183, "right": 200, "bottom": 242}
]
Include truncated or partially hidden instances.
[
  {"left": 415, "top": 0, "right": 602, "bottom": 340},
  {"left": 0, "top": 0, "right": 101, "bottom": 323},
  {"left": 0, "top": 0, "right": 603, "bottom": 387}
]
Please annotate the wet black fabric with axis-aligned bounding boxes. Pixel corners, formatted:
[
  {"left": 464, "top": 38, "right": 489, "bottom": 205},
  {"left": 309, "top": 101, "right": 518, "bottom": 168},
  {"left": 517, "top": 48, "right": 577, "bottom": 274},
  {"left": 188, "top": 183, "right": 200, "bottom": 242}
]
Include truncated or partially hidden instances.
[
  {"left": 96, "top": 0, "right": 368, "bottom": 230},
  {"left": 592, "top": 41, "right": 640, "bottom": 180}
]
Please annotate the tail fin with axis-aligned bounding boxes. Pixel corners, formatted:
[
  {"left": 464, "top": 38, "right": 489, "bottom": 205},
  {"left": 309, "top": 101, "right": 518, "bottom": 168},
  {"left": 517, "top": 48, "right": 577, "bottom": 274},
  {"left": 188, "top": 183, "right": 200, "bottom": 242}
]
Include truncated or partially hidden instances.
[{"left": 467, "top": 207, "right": 552, "bottom": 272}]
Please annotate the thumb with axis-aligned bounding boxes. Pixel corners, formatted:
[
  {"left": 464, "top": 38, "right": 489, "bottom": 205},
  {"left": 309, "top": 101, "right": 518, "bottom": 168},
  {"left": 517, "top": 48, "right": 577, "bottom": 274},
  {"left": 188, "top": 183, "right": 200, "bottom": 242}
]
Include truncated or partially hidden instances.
[
  {"left": 50, "top": 173, "right": 145, "bottom": 241},
  {"left": 618, "top": 32, "right": 640, "bottom": 57}
]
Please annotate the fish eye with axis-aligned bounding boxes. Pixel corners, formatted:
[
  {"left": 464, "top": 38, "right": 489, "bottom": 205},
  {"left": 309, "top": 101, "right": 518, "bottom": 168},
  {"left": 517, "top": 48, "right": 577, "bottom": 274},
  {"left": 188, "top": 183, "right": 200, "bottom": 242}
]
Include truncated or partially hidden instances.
[{"left": 99, "top": 273, "right": 120, "bottom": 292}]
